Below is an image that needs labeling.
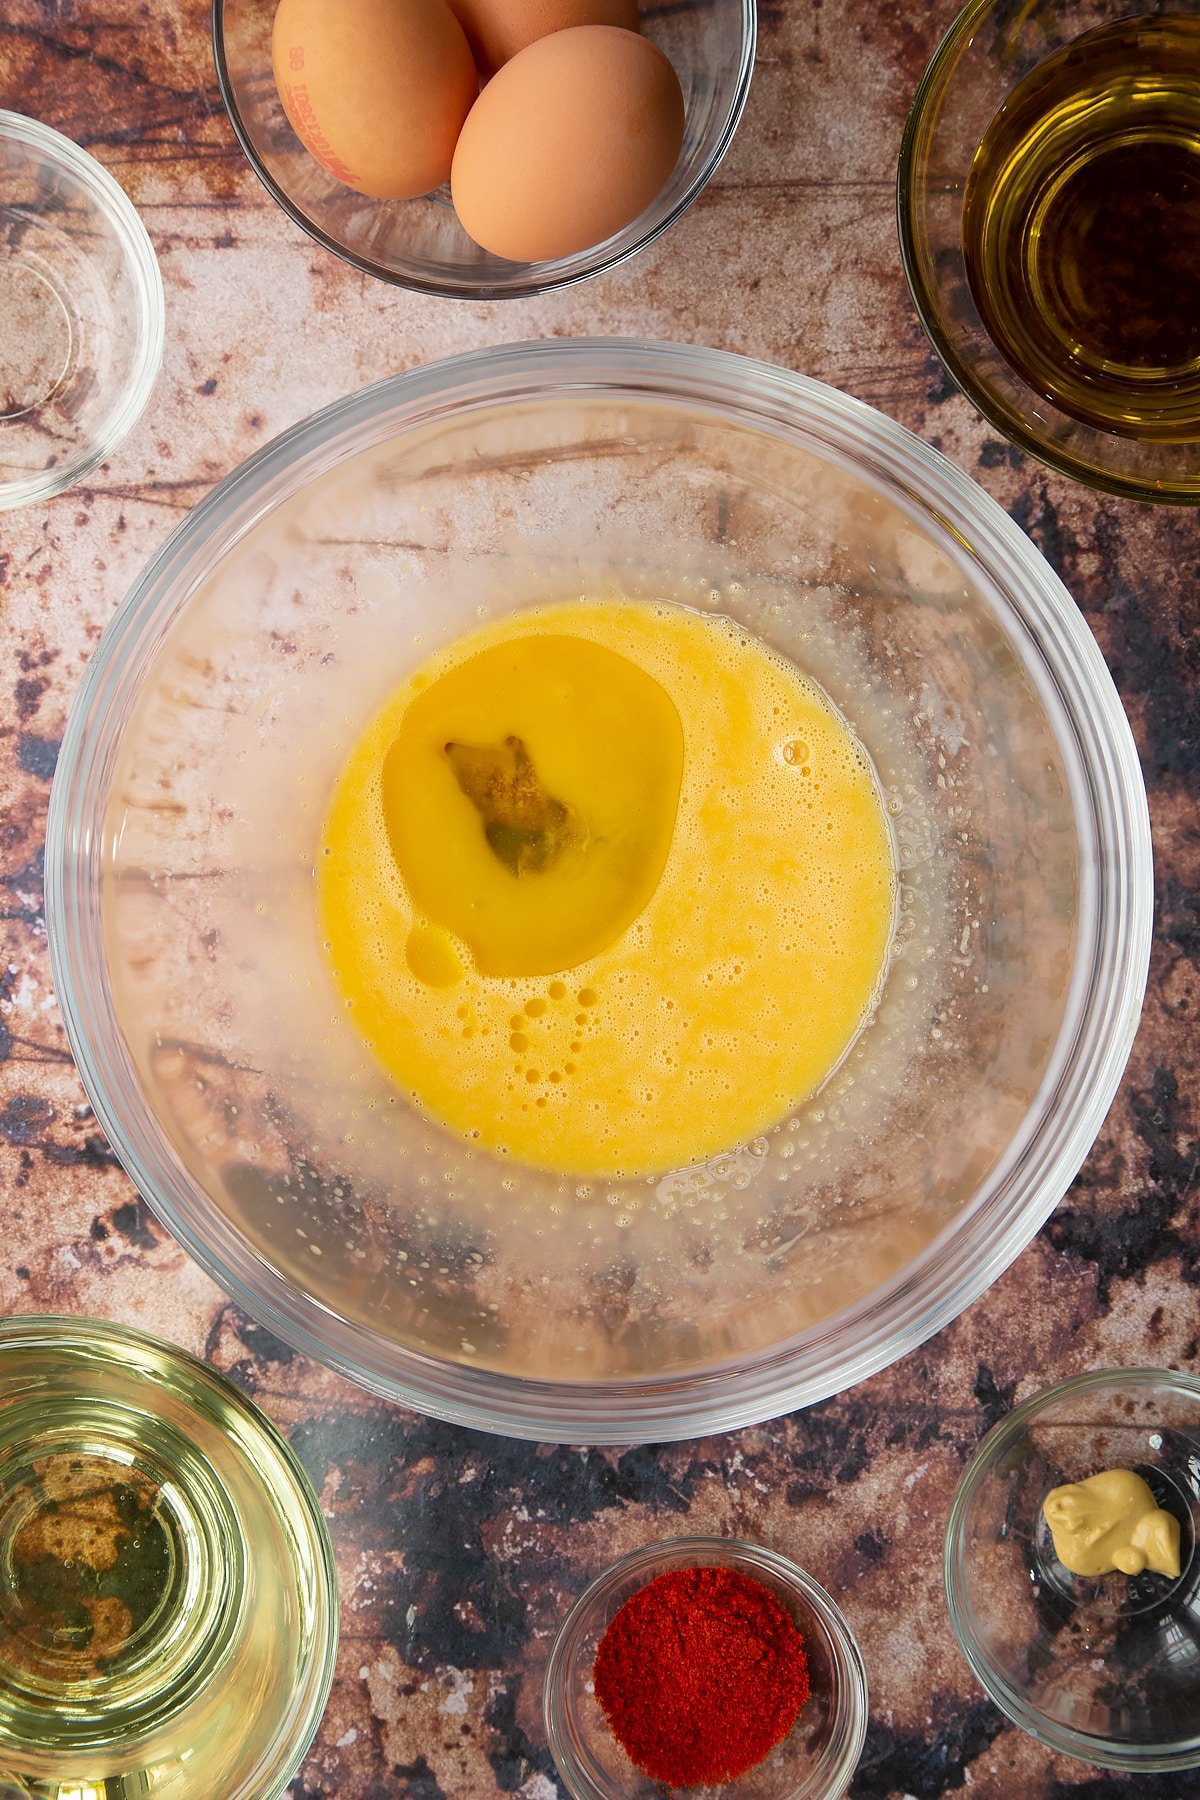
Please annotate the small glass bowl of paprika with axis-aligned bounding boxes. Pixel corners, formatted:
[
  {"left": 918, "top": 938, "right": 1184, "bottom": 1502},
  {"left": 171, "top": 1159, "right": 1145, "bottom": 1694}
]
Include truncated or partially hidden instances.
[{"left": 544, "top": 1537, "right": 868, "bottom": 1800}]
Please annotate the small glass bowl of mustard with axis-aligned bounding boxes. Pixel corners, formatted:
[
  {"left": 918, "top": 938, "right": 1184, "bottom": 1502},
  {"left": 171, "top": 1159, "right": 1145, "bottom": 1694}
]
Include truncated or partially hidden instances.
[
  {"left": 945, "top": 1368, "right": 1200, "bottom": 1772},
  {"left": 544, "top": 1537, "right": 868, "bottom": 1800}
]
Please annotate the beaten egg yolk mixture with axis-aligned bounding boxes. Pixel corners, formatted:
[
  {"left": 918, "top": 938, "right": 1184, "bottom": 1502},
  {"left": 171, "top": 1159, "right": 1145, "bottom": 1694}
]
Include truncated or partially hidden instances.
[{"left": 319, "top": 600, "right": 895, "bottom": 1178}]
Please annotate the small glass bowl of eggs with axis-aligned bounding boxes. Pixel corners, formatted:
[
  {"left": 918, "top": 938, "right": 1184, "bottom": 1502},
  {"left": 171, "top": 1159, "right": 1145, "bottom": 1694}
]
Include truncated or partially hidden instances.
[{"left": 213, "top": 0, "right": 755, "bottom": 297}]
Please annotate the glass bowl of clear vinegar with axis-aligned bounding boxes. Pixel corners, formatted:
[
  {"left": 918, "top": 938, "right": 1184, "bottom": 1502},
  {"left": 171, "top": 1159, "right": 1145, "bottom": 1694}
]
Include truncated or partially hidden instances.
[
  {"left": 899, "top": 0, "right": 1200, "bottom": 502},
  {"left": 0, "top": 1316, "right": 338, "bottom": 1800}
]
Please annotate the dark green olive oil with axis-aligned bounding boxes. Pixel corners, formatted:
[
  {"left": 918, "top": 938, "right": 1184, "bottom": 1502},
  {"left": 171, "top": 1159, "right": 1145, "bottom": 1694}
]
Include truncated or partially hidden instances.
[{"left": 963, "top": 13, "right": 1200, "bottom": 442}]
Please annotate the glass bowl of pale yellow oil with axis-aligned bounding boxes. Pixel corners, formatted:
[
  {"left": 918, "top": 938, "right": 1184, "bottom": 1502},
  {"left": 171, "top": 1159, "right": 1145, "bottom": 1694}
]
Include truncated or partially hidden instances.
[
  {"left": 899, "top": 0, "right": 1200, "bottom": 502},
  {"left": 0, "top": 1315, "right": 338, "bottom": 1799},
  {"left": 46, "top": 340, "right": 1151, "bottom": 1442}
]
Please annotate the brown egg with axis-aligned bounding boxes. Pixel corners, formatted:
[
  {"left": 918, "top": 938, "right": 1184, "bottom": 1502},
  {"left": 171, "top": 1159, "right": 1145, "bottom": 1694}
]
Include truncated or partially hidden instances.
[
  {"left": 450, "top": 26, "right": 685, "bottom": 262},
  {"left": 272, "top": 0, "right": 478, "bottom": 201},
  {"left": 446, "top": 0, "right": 640, "bottom": 75}
]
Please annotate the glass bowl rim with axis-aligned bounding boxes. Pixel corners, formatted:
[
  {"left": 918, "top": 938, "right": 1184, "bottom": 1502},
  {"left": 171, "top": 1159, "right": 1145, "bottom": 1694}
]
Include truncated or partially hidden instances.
[
  {"left": 895, "top": 0, "right": 1200, "bottom": 506},
  {"left": 0, "top": 108, "right": 165, "bottom": 513},
  {"left": 210, "top": 0, "right": 757, "bottom": 299},
  {"left": 944, "top": 1365, "right": 1200, "bottom": 1772},
  {"left": 543, "top": 1534, "right": 869, "bottom": 1800},
  {"left": 44, "top": 337, "right": 1153, "bottom": 1442},
  {"left": 0, "top": 1310, "right": 340, "bottom": 1800}
]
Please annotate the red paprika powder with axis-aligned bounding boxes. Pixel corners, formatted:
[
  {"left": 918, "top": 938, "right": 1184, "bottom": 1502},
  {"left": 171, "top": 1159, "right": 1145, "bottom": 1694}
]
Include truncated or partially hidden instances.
[{"left": 592, "top": 1564, "right": 811, "bottom": 1787}]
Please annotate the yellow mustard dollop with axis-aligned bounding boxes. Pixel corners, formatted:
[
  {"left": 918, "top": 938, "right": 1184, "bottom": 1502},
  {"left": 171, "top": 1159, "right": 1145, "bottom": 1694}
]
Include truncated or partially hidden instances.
[{"left": 1043, "top": 1469, "right": 1182, "bottom": 1579}]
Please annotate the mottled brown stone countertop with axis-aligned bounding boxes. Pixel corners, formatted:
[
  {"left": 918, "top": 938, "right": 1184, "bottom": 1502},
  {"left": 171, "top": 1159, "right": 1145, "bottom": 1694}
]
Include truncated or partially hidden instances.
[{"left": 2, "top": 3, "right": 1199, "bottom": 1797}]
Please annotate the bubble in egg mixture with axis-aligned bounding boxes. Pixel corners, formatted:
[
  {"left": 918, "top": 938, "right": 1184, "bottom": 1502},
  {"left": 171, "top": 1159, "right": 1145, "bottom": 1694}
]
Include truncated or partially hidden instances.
[{"left": 319, "top": 599, "right": 895, "bottom": 1178}]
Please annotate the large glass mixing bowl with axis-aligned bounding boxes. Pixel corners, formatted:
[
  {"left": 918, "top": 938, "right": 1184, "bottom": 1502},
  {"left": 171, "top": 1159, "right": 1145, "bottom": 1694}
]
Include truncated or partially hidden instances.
[{"left": 46, "top": 341, "right": 1152, "bottom": 1442}]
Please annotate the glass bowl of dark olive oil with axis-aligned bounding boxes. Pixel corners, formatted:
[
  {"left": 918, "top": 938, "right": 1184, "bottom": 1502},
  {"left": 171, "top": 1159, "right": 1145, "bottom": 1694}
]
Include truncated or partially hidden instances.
[
  {"left": 544, "top": 1539, "right": 868, "bottom": 1800},
  {"left": 899, "top": 0, "right": 1200, "bottom": 502}
]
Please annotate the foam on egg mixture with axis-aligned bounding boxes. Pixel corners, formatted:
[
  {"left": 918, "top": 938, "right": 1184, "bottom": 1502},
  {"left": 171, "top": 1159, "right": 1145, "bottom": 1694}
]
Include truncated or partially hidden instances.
[{"left": 319, "top": 598, "right": 895, "bottom": 1179}]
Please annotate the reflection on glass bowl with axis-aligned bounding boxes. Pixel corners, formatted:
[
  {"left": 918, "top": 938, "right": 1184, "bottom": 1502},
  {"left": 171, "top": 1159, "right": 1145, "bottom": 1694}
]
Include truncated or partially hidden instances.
[{"left": 46, "top": 340, "right": 1151, "bottom": 1442}]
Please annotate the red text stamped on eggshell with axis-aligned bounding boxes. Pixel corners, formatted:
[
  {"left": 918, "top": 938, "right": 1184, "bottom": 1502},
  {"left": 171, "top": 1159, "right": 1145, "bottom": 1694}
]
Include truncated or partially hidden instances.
[
  {"left": 281, "top": 80, "right": 357, "bottom": 186},
  {"left": 289, "top": 44, "right": 305, "bottom": 69}
]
